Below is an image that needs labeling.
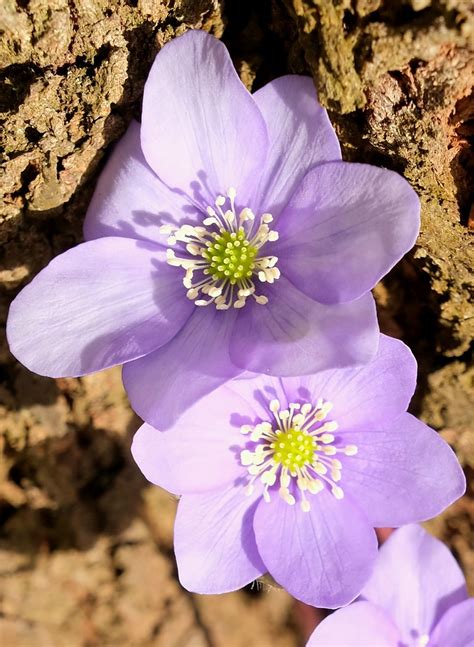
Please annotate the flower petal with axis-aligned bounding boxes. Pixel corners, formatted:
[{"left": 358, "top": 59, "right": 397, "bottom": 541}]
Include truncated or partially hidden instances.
[
  {"left": 84, "top": 121, "right": 200, "bottom": 244},
  {"left": 131, "top": 400, "right": 244, "bottom": 495},
  {"left": 274, "top": 161, "right": 420, "bottom": 304},
  {"left": 430, "top": 599, "right": 474, "bottom": 647},
  {"left": 282, "top": 334, "right": 417, "bottom": 431},
  {"left": 252, "top": 75, "right": 341, "bottom": 217},
  {"left": 7, "top": 238, "right": 192, "bottom": 377},
  {"left": 230, "top": 279, "right": 378, "bottom": 376},
  {"left": 340, "top": 414, "right": 466, "bottom": 527},
  {"left": 216, "top": 336, "right": 415, "bottom": 432},
  {"left": 141, "top": 30, "right": 268, "bottom": 209},
  {"left": 174, "top": 485, "right": 265, "bottom": 594},
  {"left": 123, "top": 307, "right": 241, "bottom": 429},
  {"left": 253, "top": 490, "right": 377, "bottom": 608},
  {"left": 130, "top": 371, "right": 302, "bottom": 492},
  {"left": 307, "top": 601, "right": 401, "bottom": 646},
  {"left": 362, "top": 525, "right": 469, "bottom": 641}
]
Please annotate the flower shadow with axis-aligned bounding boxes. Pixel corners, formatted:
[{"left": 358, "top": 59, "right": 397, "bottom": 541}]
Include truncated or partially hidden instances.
[
  {"left": 241, "top": 496, "right": 267, "bottom": 573},
  {"left": 432, "top": 584, "right": 470, "bottom": 632}
]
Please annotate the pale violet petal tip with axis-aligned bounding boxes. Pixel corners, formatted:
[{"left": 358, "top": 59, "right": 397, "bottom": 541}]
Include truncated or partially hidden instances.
[
  {"left": 275, "top": 161, "right": 420, "bottom": 304},
  {"left": 307, "top": 601, "right": 401, "bottom": 646},
  {"left": 342, "top": 414, "right": 466, "bottom": 527},
  {"left": 361, "top": 524, "right": 469, "bottom": 641},
  {"left": 7, "top": 238, "right": 191, "bottom": 377},
  {"left": 174, "top": 486, "right": 266, "bottom": 594},
  {"left": 254, "top": 490, "right": 378, "bottom": 608},
  {"left": 252, "top": 75, "right": 341, "bottom": 217},
  {"left": 141, "top": 29, "right": 268, "bottom": 210}
]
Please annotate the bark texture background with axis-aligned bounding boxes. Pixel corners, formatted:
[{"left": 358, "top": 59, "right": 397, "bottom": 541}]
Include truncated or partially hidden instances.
[{"left": 0, "top": 1, "right": 473, "bottom": 645}]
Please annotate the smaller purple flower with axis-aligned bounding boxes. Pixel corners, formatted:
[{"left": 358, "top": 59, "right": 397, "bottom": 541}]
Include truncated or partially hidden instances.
[
  {"left": 307, "top": 524, "right": 474, "bottom": 647},
  {"left": 131, "top": 335, "right": 465, "bottom": 608}
]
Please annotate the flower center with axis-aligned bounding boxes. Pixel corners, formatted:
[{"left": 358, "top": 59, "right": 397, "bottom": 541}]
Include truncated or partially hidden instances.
[
  {"left": 204, "top": 229, "right": 257, "bottom": 284},
  {"left": 240, "top": 399, "right": 358, "bottom": 512},
  {"left": 273, "top": 428, "right": 317, "bottom": 470},
  {"left": 161, "top": 188, "right": 280, "bottom": 310}
]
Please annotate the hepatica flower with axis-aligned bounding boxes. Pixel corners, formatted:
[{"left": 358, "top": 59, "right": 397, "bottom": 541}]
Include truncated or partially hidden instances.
[
  {"left": 131, "top": 335, "right": 465, "bottom": 608},
  {"left": 308, "top": 525, "right": 473, "bottom": 646},
  {"left": 7, "top": 30, "right": 420, "bottom": 427}
]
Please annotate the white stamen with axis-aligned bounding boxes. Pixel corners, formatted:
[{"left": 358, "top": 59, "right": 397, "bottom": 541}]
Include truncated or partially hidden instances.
[
  {"left": 301, "top": 499, "right": 311, "bottom": 512},
  {"left": 239, "top": 398, "right": 358, "bottom": 508},
  {"left": 332, "top": 485, "right": 344, "bottom": 500},
  {"left": 240, "top": 450, "right": 254, "bottom": 466},
  {"left": 270, "top": 400, "right": 280, "bottom": 413},
  {"left": 344, "top": 445, "right": 358, "bottom": 456},
  {"left": 162, "top": 189, "right": 280, "bottom": 310}
]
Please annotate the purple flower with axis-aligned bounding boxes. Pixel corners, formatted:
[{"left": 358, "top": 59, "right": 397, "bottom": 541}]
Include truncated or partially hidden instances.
[
  {"left": 7, "top": 30, "right": 420, "bottom": 428},
  {"left": 307, "top": 524, "right": 473, "bottom": 646},
  {"left": 131, "top": 335, "right": 465, "bottom": 608}
]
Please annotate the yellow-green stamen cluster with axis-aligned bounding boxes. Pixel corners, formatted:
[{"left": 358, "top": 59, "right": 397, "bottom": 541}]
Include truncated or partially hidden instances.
[
  {"left": 272, "top": 428, "right": 316, "bottom": 470},
  {"left": 240, "top": 399, "right": 358, "bottom": 512},
  {"left": 204, "top": 228, "right": 257, "bottom": 284},
  {"left": 162, "top": 188, "right": 280, "bottom": 310}
]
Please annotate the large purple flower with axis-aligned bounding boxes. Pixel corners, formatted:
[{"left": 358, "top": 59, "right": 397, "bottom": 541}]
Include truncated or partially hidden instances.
[
  {"left": 308, "top": 524, "right": 473, "bottom": 646},
  {"left": 131, "top": 335, "right": 465, "bottom": 608},
  {"left": 7, "top": 30, "right": 420, "bottom": 428}
]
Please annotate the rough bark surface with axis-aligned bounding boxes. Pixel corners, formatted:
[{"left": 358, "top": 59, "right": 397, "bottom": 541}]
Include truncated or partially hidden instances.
[{"left": 0, "top": 1, "right": 472, "bottom": 645}]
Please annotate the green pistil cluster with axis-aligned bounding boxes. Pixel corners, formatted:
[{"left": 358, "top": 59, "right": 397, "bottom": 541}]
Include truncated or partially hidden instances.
[
  {"left": 271, "top": 428, "right": 316, "bottom": 470},
  {"left": 204, "top": 228, "right": 258, "bottom": 284}
]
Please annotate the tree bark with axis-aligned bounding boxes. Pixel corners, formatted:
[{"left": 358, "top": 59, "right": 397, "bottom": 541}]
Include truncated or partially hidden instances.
[{"left": 0, "top": 1, "right": 472, "bottom": 644}]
